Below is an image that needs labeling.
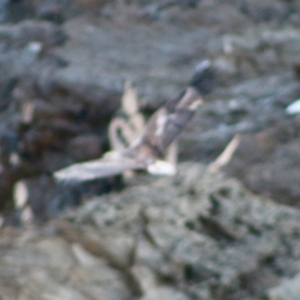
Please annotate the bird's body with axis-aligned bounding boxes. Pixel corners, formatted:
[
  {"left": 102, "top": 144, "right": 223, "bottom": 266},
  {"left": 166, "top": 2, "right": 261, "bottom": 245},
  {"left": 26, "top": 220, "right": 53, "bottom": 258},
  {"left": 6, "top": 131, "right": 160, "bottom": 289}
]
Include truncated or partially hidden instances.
[{"left": 54, "top": 61, "right": 214, "bottom": 183}]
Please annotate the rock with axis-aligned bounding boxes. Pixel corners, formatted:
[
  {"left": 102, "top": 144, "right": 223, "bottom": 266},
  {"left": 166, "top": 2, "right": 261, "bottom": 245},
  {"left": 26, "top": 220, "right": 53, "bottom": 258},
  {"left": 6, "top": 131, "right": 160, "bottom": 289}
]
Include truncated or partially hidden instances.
[
  {"left": 0, "top": 0, "right": 35, "bottom": 23},
  {"left": 0, "top": 20, "right": 67, "bottom": 110},
  {"left": 37, "top": 3, "right": 65, "bottom": 24},
  {"left": 224, "top": 117, "right": 300, "bottom": 206},
  {"left": 268, "top": 273, "right": 300, "bottom": 300},
  {"left": 52, "top": 13, "right": 218, "bottom": 109},
  {"left": 0, "top": 20, "right": 66, "bottom": 50},
  {"left": 65, "top": 134, "right": 103, "bottom": 161},
  {"left": 140, "top": 287, "right": 189, "bottom": 300},
  {"left": 2, "top": 163, "right": 300, "bottom": 299},
  {"left": 238, "top": 0, "right": 296, "bottom": 23}
]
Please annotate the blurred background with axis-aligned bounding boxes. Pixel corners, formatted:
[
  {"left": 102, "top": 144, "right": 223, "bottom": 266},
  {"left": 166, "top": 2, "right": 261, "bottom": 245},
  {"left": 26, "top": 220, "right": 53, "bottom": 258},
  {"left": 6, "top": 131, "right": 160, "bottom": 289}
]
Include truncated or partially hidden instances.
[{"left": 1, "top": 1, "right": 300, "bottom": 298}]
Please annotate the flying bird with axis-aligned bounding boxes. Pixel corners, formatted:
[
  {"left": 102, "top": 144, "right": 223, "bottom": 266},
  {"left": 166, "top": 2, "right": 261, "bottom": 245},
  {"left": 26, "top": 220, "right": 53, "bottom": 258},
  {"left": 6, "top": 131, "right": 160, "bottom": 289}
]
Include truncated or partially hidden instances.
[{"left": 54, "top": 61, "right": 215, "bottom": 183}]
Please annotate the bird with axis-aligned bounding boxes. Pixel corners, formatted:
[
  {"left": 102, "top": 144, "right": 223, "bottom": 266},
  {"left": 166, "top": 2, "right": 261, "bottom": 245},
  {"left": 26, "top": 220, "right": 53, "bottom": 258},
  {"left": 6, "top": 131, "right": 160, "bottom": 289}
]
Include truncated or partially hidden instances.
[{"left": 54, "top": 60, "right": 215, "bottom": 183}]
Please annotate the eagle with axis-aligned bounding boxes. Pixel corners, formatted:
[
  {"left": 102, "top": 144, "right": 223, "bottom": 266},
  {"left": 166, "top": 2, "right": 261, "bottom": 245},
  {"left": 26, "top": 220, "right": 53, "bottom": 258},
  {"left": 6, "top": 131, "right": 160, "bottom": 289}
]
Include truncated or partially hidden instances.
[{"left": 54, "top": 61, "right": 214, "bottom": 183}]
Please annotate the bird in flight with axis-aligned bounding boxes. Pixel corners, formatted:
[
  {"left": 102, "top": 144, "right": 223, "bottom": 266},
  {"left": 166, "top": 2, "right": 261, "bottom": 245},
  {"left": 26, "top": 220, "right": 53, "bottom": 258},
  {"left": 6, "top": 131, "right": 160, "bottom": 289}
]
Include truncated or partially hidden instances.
[{"left": 54, "top": 61, "right": 214, "bottom": 183}]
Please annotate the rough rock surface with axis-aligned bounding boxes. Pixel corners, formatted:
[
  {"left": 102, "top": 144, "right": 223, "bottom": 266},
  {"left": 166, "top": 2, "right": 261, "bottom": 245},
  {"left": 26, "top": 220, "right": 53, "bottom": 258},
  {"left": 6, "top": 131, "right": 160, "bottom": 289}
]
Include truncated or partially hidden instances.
[{"left": 2, "top": 164, "right": 300, "bottom": 300}]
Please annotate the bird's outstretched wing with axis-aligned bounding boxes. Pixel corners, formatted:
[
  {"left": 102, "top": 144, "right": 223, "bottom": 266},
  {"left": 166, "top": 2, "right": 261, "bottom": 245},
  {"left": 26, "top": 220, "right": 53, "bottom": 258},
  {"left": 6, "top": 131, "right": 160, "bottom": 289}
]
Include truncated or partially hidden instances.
[
  {"left": 54, "top": 151, "right": 176, "bottom": 183},
  {"left": 131, "top": 60, "right": 215, "bottom": 158},
  {"left": 54, "top": 154, "right": 146, "bottom": 183}
]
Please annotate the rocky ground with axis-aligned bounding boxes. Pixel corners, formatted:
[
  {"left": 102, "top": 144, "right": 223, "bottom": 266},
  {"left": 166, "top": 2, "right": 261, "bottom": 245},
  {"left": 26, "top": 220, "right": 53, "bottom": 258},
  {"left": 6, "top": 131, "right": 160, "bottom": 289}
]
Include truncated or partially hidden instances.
[{"left": 1, "top": 0, "right": 300, "bottom": 299}]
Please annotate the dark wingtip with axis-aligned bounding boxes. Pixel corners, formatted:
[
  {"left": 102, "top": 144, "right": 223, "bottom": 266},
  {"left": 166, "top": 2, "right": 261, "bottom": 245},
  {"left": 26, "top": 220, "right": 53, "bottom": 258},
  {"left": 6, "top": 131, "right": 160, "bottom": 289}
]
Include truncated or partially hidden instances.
[{"left": 189, "top": 60, "right": 215, "bottom": 95}]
